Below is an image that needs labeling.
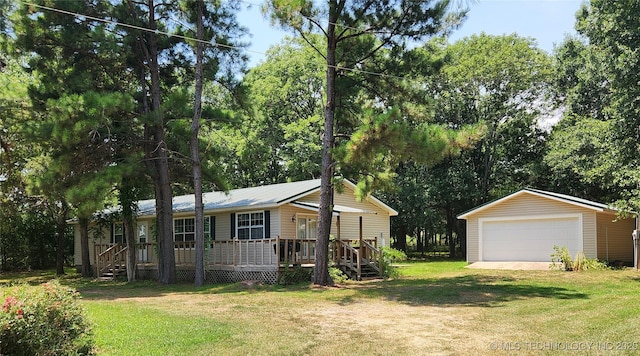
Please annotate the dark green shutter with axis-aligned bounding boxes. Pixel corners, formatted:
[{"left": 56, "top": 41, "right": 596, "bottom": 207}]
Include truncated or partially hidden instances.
[
  {"left": 211, "top": 216, "right": 216, "bottom": 241},
  {"left": 264, "top": 210, "right": 270, "bottom": 238}
]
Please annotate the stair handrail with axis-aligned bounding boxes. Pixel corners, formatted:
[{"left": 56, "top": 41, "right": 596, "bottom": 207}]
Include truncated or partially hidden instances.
[
  {"left": 97, "top": 243, "right": 127, "bottom": 278},
  {"left": 112, "top": 245, "right": 128, "bottom": 277},
  {"left": 336, "top": 240, "right": 361, "bottom": 280},
  {"left": 362, "top": 239, "right": 383, "bottom": 276}
]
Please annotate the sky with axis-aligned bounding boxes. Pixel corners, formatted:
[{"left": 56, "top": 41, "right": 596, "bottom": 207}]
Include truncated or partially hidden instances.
[{"left": 237, "top": 0, "right": 585, "bottom": 68}]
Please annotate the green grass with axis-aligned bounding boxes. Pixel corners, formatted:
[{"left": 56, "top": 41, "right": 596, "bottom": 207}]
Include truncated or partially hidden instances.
[{"left": 2, "top": 262, "right": 640, "bottom": 355}]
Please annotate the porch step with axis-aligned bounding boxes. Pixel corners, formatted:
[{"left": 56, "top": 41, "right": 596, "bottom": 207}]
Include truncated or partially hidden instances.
[
  {"left": 339, "top": 262, "right": 381, "bottom": 281},
  {"left": 99, "top": 267, "right": 126, "bottom": 280}
]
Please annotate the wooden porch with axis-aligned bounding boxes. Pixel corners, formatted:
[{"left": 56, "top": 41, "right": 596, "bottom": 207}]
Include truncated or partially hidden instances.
[{"left": 94, "top": 237, "right": 383, "bottom": 282}]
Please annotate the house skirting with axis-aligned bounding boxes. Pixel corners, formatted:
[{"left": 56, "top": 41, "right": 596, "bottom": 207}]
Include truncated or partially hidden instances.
[{"left": 82, "top": 264, "right": 286, "bottom": 284}]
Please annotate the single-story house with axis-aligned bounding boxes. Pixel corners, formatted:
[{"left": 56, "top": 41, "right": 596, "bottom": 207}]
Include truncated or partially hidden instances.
[
  {"left": 457, "top": 188, "right": 636, "bottom": 264},
  {"left": 72, "top": 178, "right": 398, "bottom": 283}
]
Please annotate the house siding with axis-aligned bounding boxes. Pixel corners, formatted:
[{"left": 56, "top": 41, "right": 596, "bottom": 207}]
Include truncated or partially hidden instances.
[
  {"left": 73, "top": 180, "right": 396, "bottom": 281},
  {"left": 464, "top": 193, "right": 599, "bottom": 262},
  {"left": 299, "top": 185, "right": 391, "bottom": 244},
  {"left": 596, "top": 213, "right": 635, "bottom": 263}
]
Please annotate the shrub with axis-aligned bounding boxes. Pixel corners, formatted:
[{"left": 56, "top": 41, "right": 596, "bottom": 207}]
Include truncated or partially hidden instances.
[
  {"left": 550, "top": 246, "right": 610, "bottom": 271},
  {"left": 0, "top": 280, "right": 95, "bottom": 355},
  {"left": 328, "top": 266, "right": 348, "bottom": 284},
  {"left": 277, "top": 265, "right": 312, "bottom": 286},
  {"left": 381, "top": 247, "right": 407, "bottom": 279},
  {"left": 550, "top": 245, "right": 573, "bottom": 271}
]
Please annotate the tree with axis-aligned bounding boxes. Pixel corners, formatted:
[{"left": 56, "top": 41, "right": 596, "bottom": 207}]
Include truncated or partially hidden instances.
[
  {"left": 223, "top": 37, "right": 325, "bottom": 187},
  {"left": 266, "top": 0, "right": 467, "bottom": 284},
  {"left": 546, "top": 1, "right": 640, "bottom": 213}
]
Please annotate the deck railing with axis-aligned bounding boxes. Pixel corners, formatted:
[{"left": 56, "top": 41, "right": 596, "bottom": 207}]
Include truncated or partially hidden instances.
[{"left": 93, "top": 237, "right": 379, "bottom": 274}]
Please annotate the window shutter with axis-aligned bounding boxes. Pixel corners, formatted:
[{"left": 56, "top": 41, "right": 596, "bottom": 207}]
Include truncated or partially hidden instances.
[
  {"left": 264, "top": 210, "right": 270, "bottom": 238},
  {"left": 212, "top": 216, "right": 216, "bottom": 241},
  {"left": 230, "top": 213, "right": 235, "bottom": 239}
]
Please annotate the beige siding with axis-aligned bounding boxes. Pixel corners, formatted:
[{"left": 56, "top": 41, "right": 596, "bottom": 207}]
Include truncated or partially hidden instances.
[
  {"left": 466, "top": 219, "right": 480, "bottom": 262},
  {"left": 596, "top": 213, "right": 634, "bottom": 263},
  {"left": 215, "top": 212, "right": 231, "bottom": 240},
  {"left": 279, "top": 204, "right": 301, "bottom": 238},
  {"left": 304, "top": 185, "right": 391, "bottom": 243},
  {"left": 464, "top": 193, "right": 600, "bottom": 261}
]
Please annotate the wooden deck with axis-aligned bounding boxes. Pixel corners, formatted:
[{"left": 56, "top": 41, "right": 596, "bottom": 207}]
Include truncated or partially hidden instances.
[{"left": 95, "top": 237, "right": 382, "bottom": 282}]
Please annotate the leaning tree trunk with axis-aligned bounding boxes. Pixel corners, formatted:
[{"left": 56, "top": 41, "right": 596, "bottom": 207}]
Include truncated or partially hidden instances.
[{"left": 313, "top": 5, "right": 338, "bottom": 286}]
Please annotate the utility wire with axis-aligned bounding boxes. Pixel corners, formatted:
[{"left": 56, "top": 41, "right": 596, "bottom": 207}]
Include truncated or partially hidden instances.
[{"left": 19, "top": 0, "right": 419, "bottom": 82}]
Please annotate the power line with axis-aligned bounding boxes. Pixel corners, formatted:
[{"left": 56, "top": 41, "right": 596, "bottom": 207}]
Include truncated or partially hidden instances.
[{"left": 19, "top": 0, "right": 419, "bottom": 82}]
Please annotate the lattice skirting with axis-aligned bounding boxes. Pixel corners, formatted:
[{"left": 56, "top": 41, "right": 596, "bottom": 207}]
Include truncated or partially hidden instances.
[
  {"left": 206, "top": 270, "right": 278, "bottom": 284},
  {"left": 135, "top": 267, "right": 279, "bottom": 284}
]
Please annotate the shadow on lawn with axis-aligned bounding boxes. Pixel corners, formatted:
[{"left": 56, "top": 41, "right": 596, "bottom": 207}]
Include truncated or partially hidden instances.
[
  {"left": 345, "top": 274, "right": 590, "bottom": 307},
  {"left": 1, "top": 268, "right": 590, "bottom": 306}
]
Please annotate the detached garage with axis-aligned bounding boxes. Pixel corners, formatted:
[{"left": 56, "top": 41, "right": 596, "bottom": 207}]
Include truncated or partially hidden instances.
[{"left": 458, "top": 189, "right": 636, "bottom": 264}]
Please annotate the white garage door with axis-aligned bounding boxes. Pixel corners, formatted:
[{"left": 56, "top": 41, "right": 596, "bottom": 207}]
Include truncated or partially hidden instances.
[{"left": 482, "top": 217, "right": 581, "bottom": 261}]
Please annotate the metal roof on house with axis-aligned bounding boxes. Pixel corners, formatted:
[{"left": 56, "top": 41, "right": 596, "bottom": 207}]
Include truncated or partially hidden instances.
[
  {"left": 457, "top": 188, "right": 616, "bottom": 219},
  {"left": 93, "top": 178, "right": 398, "bottom": 219},
  {"left": 137, "top": 179, "right": 323, "bottom": 217}
]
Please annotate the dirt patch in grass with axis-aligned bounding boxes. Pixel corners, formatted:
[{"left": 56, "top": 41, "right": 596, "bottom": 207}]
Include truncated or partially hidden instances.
[{"left": 84, "top": 283, "right": 491, "bottom": 355}]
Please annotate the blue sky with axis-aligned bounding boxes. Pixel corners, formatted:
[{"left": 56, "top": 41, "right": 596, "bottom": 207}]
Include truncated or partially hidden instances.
[{"left": 238, "top": 0, "right": 584, "bottom": 67}]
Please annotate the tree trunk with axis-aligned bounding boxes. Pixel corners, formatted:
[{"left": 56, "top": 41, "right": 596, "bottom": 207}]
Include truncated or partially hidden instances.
[
  {"left": 446, "top": 208, "right": 455, "bottom": 258},
  {"left": 55, "top": 203, "right": 68, "bottom": 275},
  {"left": 395, "top": 223, "right": 407, "bottom": 252},
  {"left": 124, "top": 214, "right": 136, "bottom": 282},
  {"left": 79, "top": 217, "right": 92, "bottom": 277},
  {"left": 147, "top": 0, "right": 175, "bottom": 284},
  {"left": 192, "top": 0, "right": 205, "bottom": 286},
  {"left": 457, "top": 219, "right": 467, "bottom": 260},
  {"left": 313, "top": 1, "right": 338, "bottom": 286}
]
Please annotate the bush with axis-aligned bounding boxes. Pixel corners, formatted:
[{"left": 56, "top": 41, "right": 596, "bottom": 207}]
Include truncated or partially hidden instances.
[
  {"left": 550, "top": 245, "right": 573, "bottom": 271},
  {"left": 550, "top": 246, "right": 610, "bottom": 271},
  {"left": 328, "top": 266, "right": 348, "bottom": 284},
  {"left": 0, "top": 280, "right": 95, "bottom": 355},
  {"left": 277, "top": 265, "right": 312, "bottom": 285},
  {"left": 381, "top": 247, "right": 407, "bottom": 279}
]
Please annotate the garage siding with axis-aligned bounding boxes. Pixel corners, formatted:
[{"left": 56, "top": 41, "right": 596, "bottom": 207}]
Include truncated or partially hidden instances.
[
  {"left": 464, "top": 193, "right": 598, "bottom": 262},
  {"left": 596, "top": 213, "right": 635, "bottom": 263},
  {"left": 466, "top": 219, "right": 479, "bottom": 262}
]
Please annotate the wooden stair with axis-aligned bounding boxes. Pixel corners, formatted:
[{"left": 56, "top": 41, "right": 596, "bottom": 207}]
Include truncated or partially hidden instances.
[
  {"left": 340, "top": 261, "right": 381, "bottom": 281},
  {"left": 96, "top": 244, "right": 128, "bottom": 281},
  {"left": 334, "top": 239, "right": 384, "bottom": 281},
  {"left": 99, "top": 266, "right": 127, "bottom": 281}
]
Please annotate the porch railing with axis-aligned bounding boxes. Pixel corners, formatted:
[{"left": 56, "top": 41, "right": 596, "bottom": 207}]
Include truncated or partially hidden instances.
[{"left": 93, "top": 237, "right": 380, "bottom": 276}]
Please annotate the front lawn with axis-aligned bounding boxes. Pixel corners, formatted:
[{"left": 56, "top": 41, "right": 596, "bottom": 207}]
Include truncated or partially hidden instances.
[{"left": 2, "top": 262, "right": 640, "bottom": 355}]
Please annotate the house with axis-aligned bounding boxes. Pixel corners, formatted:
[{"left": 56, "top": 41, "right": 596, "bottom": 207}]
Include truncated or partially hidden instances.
[
  {"left": 72, "top": 179, "right": 398, "bottom": 283},
  {"left": 458, "top": 188, "right": 636, "bottom": 265}
]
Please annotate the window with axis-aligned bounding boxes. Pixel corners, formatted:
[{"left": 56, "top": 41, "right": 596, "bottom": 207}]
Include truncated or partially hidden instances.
[
  {"left": 111, "top": 223, "right": 125, "bottom": 244},
  {"left": 174, "top": 218, "right": 195, "bottom": 242},
  {"left": 173, "top": 217, "right": 214, "bottom": 243},
  {"left": 204, "top": 216, "right": 215, "bottom": 245},
  {"left": 236, "top": 211, "right": 264, "bottom": 240}
]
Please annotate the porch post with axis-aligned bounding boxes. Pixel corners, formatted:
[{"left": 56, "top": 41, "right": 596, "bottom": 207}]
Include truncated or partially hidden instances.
[{"left": 336, "top": 215, "right": 341, "bottom": 263}]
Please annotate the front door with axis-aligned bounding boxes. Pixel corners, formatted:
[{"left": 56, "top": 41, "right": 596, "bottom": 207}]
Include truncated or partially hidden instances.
[
  {"left": 137, "top": 222, "right": 149, "bottom": 262},
  {"left": 297, "top": 216, "right": 317, "bottom": 259}
]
